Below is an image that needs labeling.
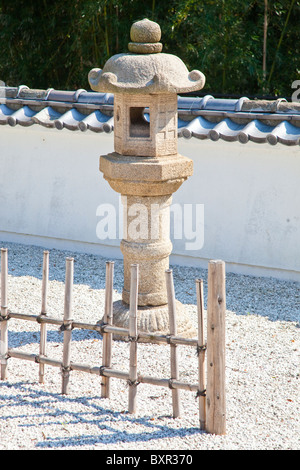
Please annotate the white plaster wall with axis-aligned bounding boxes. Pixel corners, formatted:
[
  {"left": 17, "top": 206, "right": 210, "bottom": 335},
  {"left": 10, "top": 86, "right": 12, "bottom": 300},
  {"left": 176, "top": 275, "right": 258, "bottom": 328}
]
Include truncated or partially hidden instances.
[
  {"left": 0, "top": 125, "right": 299, "bottom": 281},
  {"left": 176, "top": 138, "right": 300, "bottom": 281}
]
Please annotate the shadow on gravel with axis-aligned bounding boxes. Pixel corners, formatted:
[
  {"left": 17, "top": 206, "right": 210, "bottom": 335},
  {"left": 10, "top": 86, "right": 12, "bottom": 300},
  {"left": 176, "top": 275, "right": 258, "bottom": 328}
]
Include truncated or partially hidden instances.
[
  {"left": 2, "top": 241, "right": 299, "bottom": 324},
  {"left": 7, "top": 327, "right": 100, "bottom": 348},
  {"left": 0, "top": 381, "right": 203, "bottom": 449}
]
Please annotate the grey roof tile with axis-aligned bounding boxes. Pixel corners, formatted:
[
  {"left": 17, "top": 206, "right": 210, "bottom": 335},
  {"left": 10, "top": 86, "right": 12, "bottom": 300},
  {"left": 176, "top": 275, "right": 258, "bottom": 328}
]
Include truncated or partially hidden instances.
[
  {"left": 266, "top": 121, "right": 300, "bottom": 146},
  {"left": 179, "top": 116, "right": 215, "bottom": 139},
  {"left": 53, "top": 108, "right": 87, "bottom": 130},
  {"left": 207, "top": 118, "right": 245, "bottom": 142},
  {"left": 7, "top": 105, "right": 36, "bottom": 127},
  {"left": 32, "top": 106, "right": 62, "bottom": 127},
  {"left": 237, "top": 119, "right": 274, "bottom": 144},
  {"left": 78, "top": 111, "right": 113, "bottom": 133},
  {"left": 0, "top": 104, "right": 15, "bottom": 123}
]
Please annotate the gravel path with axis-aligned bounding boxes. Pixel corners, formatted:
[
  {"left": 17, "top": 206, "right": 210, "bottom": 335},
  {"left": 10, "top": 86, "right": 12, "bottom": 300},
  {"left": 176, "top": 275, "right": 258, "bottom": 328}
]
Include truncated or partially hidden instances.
[{"left": 0, "top": 241, "right": 299, "bottom": 450}]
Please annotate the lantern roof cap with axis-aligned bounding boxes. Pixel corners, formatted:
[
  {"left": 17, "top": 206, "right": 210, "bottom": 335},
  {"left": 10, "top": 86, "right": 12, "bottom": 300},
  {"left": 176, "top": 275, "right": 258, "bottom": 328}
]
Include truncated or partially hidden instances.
[{"left": 88, "top": 19, "right": 205, "bottom": 95}]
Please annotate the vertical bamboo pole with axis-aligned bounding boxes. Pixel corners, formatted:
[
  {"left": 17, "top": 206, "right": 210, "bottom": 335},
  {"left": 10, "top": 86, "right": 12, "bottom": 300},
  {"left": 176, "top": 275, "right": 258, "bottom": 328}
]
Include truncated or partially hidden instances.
[
  {"left": 101, "top": 261, "right": 114, "bottom": 398},
  {"left": 206, "top": 260, "right": 226, "bottom": 435},
  {"left": 196, "top": 278, "right": 206, "bottom": 430},
  {"left": 165, "top": 269, "right": 181, "bottom": 418},
  {"left": 61, "top": 257, "right": 74, "bottom": 395},
  {"left": 39, "top": 250, "right": 49, "bottom": 384},
  {"left": 128, "top": 264, "right": 138, "bottom": 414},
  {"left": 1, "top": 248, "right": 8, "bottom": 380}
]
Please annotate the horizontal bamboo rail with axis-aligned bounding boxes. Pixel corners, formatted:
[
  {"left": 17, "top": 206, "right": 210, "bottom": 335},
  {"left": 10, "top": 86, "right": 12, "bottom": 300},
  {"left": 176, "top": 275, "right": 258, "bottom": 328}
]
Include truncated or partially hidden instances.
[
  {"left": 6, "top": 311, "right": 200, "bottom": 346},
  {"left": 8, "top": 349, "right": 62, "bottom": 368},
  {"left": 7, "top": 349, "right": 200, "bottom": 392},
  {"left": 0, "top": 248, "right": 226, "bottom": 435}
]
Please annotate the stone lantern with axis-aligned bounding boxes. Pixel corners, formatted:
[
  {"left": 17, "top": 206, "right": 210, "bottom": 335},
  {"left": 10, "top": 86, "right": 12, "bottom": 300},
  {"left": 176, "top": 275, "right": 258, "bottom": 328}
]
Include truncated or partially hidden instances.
[{"left": 89, "top": 18, "right": 205, "bottom": 336}]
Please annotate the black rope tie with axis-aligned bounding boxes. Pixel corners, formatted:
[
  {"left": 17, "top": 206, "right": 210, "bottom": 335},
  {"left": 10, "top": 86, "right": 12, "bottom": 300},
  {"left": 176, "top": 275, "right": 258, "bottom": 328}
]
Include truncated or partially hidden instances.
[
  {"left": 196, "top": 389, "right": 206, "bottom": 399},
  {"left": 196, "top": 343, "right": 207, "bottom": 356},
  {"left": 127, "top": 379, "right": 140, "bottom": 387},
  {"left": 128, "top": 335, "right": 139, "bottom": 343},
  {"left": 99, "top": 321, "right": 108, "bottom": 335},
  {"left": 59, "top": 321, "right": 73, "bottom": 332},
  {"left": 0, "top": 308, "right": 10, "bottom": 322},
  {"left": 0, "top": 314, "right": 10, "bottom": 322},
  {"left": 166, "top": 335, "right": 176, "bottom": 345}
]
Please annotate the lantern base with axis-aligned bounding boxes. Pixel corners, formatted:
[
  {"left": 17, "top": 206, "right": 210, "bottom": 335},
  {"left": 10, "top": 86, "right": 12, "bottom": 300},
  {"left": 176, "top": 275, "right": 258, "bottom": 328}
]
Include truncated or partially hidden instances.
[{"left": 105, "top": 299, "right": 196, "bottom": 342}]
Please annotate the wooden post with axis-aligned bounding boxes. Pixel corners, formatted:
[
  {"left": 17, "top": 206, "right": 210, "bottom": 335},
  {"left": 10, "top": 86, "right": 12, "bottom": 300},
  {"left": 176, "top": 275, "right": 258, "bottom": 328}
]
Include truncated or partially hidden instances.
[
  {"left": 196, "top": 278, "right": 206, "bottom": 430},
  {"left": 101, "top": 261, "right": 114, "bottom": 398},
  {"left": 206, "top": 260, "right": 226, "bottom": 435},
  {"left": 1, "top": 248, "right": 8, "bottom": 380},
  {"left": 61, "top": 257, "right": 74, "bottom": 395},
  {"left": 165, "top": 269, "right": 181, "bottom": 418},
  {"left": 128, "top": 264, "right": 139, "bottom": 414},
  {"left": 39, "top": 250, "right": 49, "bottom": 384}
]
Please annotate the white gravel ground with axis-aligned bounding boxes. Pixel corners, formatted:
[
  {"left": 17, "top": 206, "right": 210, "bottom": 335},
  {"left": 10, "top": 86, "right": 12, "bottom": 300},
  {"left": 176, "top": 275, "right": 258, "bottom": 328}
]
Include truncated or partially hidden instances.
[{"left": 0, "top": 241, "right": 299, "bottom": 451}]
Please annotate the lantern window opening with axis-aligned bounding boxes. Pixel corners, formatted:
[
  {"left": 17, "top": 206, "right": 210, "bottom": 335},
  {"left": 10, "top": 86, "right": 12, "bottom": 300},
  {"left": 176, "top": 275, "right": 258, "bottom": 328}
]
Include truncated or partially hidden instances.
[{"left": 129, "top": 106, "right": 150, "bottom": 138}]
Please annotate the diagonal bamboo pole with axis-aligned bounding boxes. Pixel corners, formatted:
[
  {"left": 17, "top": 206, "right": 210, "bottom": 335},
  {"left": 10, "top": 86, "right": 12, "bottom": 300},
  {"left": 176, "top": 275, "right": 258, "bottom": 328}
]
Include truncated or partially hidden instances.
[
  {"left": 128, "top": 264, "right": 139, "bottom": 414},
  {"left": 165, "top": 269, "right": 181, "bottom": 418},
  {"left": 101, "top": 261, "right": 114, "bottom": 398}
]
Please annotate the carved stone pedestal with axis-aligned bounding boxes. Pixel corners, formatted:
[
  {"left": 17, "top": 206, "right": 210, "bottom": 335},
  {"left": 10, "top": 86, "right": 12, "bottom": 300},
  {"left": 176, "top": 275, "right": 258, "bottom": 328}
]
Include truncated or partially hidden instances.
[{"left": 112, "top": 300, "right": 196, "bottom": 340}]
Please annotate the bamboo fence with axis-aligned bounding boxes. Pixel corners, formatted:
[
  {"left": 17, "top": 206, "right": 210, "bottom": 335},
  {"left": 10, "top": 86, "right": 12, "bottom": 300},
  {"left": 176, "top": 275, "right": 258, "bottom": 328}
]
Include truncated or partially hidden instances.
[{"left": 0, "top": 248, "right": 226, "bottom": 435}]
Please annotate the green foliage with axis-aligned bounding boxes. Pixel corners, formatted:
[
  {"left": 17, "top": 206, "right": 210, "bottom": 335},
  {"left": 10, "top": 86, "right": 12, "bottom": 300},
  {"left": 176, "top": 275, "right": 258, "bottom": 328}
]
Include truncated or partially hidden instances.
[{"left": 0, "top": 0, "right": 299, "bottom": 97}]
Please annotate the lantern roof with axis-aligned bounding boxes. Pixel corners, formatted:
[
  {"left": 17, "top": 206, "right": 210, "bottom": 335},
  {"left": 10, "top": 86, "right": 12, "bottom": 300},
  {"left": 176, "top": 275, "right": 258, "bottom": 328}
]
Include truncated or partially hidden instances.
[{"left": 88, "top": 19, "right": 206, "bottom": 95}]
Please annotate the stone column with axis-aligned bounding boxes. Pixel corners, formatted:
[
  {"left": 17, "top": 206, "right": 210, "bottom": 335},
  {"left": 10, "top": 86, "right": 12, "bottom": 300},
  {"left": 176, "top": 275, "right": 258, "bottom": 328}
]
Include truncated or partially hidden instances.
[{"left": 121, "top": 193, "right": 172, "bottom": 307}]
